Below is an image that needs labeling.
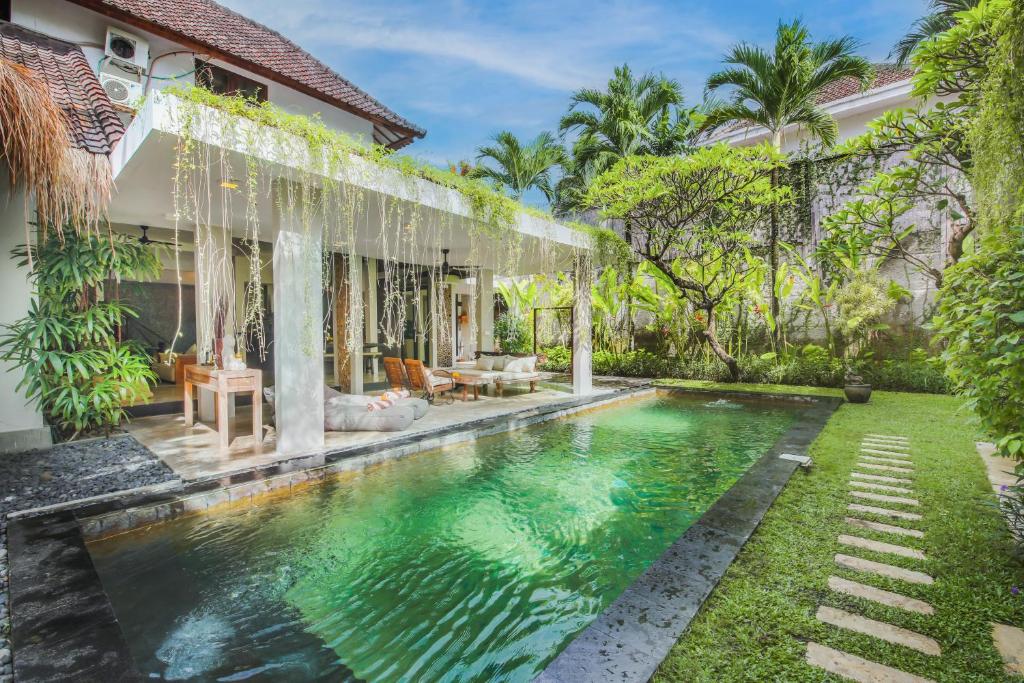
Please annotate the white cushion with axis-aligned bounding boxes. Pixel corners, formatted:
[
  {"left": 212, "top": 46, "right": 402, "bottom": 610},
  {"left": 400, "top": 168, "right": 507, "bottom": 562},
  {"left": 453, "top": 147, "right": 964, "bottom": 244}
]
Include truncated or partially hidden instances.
[
  {"left": 497, "top": 371, "right": 540, "bottom": 381},
  {"left": 475, "top": 356, "right": 495, "bottom": 371},
  {"left": 491, "top": 355, "right": 511, "bottom": 370},
  {"left": 428, "top": 374, "right": 451, "bottom": 387},
  {"left": 504, "top": 356, "right": 535, "bottom": 373}
]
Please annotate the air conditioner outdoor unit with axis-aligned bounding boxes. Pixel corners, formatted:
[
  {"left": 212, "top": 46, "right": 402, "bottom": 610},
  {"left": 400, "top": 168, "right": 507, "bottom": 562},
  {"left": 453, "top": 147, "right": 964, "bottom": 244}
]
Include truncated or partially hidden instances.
[
  {"left": 104, "top": 26, "right": 149, "bottom": 72},
  {"left": 100, "top": 72, "right": 143, "bottom": 106}
]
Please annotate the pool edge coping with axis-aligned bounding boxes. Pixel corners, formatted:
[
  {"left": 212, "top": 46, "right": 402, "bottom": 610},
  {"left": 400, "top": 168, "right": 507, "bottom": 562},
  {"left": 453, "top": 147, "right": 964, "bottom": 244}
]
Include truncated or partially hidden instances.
[{"left": 536, "top": 388, "right": 842, "bottom": 682}]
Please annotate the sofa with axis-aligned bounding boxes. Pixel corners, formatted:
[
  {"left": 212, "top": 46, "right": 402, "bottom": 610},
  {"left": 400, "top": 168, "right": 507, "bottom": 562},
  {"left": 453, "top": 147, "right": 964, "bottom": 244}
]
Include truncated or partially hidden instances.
[
  {"left": 453, "top": 355, "right": 541, "bottom": 395},
  {"left": 151, "top": 345, "right": 198, "bottom": 384},
  {"left": 263, "top": 385, "right": 428, "bottom": 432}
]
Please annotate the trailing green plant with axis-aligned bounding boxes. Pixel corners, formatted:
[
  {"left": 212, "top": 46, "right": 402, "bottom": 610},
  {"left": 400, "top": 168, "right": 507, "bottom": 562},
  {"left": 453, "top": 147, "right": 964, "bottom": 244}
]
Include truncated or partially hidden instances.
[
  {"left": 933, "top": 225, "right": 1024, "bottom": 460},
  {"left": 0, "top": 231, "right": 161, "bottom": 439},
  {"left": 834, "top": 269, "right": 898, "bottom": 359}
]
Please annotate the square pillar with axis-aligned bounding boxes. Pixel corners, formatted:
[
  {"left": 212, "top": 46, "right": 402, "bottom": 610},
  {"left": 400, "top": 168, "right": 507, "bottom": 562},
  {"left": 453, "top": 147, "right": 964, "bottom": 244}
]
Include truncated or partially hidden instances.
[
  {"left": 573, "top": 253, "right": 593, "bottom": 395},
  {"left": 364, "top": 257, "right": 379, "bottom": 379},
  {"left": 476, "top": 268, "right": 494, "bottom": 353},
  {"left": 272, "top": 182, "right": 324, "bottom": 454}
]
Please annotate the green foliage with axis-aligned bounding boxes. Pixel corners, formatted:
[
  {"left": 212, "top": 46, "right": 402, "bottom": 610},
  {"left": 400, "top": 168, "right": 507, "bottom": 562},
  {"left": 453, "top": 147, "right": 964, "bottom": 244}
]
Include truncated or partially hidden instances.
[
  {"left": 472, "top": 131, "right": 567, "bottom": 203},
  {"left": 704, "top": 19, "right": 873, "bottom": 149},
  {"left": 933, "top": 225, "right": 1024, "bottom": 460},
  {"left": 834, "top": 270, "right": 898, "bottom": 358},
  {"left": 493, "top": 312, "right": 531, "bottom": 355},
  {"left": 588, "top": 143, "right": 788, "bottom": 380},
  {"left": 496, "top": 278, "right": 540, "bottom": 319},
  {"left": 0, "top": 232, "right": 161, "bottom": 439}
]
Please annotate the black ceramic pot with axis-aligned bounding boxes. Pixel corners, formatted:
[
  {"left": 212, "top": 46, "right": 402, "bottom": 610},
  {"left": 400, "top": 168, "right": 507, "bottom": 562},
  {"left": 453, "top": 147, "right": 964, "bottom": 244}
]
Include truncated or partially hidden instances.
[{"left": 844, "top": 383, "right": 872, "bottom": 403}]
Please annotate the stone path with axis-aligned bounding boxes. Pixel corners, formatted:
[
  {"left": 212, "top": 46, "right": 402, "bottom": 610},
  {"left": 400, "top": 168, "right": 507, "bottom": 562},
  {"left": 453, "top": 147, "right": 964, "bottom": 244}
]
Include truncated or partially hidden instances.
[{"left": 805, "top": 434, "right": 945, "bottom": 682}]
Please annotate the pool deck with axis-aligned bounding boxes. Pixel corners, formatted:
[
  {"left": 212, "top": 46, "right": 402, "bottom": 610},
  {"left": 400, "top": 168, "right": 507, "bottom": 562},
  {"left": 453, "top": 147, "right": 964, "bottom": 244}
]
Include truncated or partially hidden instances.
[{"left": 126, "top": 382, "right": 625, "bottom": 482}]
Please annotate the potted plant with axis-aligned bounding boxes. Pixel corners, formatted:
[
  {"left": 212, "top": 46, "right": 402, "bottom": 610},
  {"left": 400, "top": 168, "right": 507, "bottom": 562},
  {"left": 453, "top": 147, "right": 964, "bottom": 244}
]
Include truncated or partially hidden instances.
[{"left": 843, "top": 369, "right": 872, "bottom": 403}]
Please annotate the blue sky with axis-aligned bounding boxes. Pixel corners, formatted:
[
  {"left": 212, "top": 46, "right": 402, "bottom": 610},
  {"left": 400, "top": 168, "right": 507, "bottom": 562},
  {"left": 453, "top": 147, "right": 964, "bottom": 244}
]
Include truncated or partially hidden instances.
[{"left": 220, "top": 0, "right": 927, "bottom": 171}]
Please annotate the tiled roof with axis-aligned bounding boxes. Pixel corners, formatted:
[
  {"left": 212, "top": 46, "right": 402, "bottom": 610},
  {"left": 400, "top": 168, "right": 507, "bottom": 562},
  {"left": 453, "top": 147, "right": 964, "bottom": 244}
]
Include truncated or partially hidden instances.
[
  {"left": 0, "top": 21, "right": 125, "bottom": 155},
  {"left": 66, "top": 0, "right": 425, "bottom": 148},
  {"left": 816, "top": 64, "right": 913, "bottom": 105}
]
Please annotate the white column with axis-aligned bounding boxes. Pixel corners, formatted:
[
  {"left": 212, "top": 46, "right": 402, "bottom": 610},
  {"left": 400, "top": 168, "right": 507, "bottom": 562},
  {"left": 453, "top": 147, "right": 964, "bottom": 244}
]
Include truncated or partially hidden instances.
[
  {"left": 272, "top": 182, "right": 324, "bottom": 454},
  {"left": 573, "top": 253, "right": 593, "bottom": 395},
  {"left": 0, "top": 172, "right": 50, "bottom": 453},
  {"left": 476, "top": 268, "right": 494, "bottom": 353}
]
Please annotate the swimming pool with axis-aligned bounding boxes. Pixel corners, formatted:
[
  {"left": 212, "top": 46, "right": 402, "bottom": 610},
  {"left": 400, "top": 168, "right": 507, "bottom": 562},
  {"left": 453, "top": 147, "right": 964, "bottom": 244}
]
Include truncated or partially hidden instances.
[{"left": 88, "top": 393, "right": 800, "bottom": 681}]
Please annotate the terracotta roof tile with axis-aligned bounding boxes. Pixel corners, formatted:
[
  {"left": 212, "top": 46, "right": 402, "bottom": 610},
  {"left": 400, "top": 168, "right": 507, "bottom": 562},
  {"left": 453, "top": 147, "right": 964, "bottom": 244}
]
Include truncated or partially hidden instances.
[
  {"left": 815, "top": 64, "right": 913, "bottom": 105},
  {"left": 66, "top": 0, "right": 424, "bottom": 147},
  {"left": 0, "top": 21, "right": 125, "bottom": 156}
]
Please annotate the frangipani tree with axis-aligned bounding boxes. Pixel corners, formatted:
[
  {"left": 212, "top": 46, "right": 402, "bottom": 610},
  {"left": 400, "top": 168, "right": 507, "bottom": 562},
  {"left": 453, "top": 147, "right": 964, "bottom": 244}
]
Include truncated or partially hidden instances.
[{"left": 587, "top": 144, "right": 788, "bottom": 380}]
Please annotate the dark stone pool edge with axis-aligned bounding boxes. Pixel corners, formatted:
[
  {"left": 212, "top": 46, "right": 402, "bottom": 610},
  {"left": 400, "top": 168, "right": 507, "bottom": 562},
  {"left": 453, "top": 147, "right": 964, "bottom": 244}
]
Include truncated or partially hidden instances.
[{"left": 536, "top": 389, "right": 842, "bottom": 683}]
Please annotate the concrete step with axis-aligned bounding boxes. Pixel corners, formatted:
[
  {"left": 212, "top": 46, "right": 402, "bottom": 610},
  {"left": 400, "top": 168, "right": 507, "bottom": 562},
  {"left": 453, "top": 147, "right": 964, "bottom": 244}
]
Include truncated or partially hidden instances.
[
  {"left": 864, "top": 433, "right": 909, "bottom": 442},
  {"left": 851, "top": 490, "right": 920, "bottom": 506},
  {"left": 848, "top": 503, "right": 923, "bottom": 521},
  {"left": 805, "top": 642, "right": 935, "bottom": 683},
  {"left": 852, "top": 472, "right": 913, "bottom": 485},
  {"left": 845, "top": 517, "right": 924, "bottom": 539},
  {"left": 835, "top": 553, "right": 933, "bottom": 585},
  {"left": 862, "top": 454, "right": 914, "bottom": 466},
  {"left": 838, "top": 534, "right": 926, "bottom": 560},
  {"left": 850, "top": 480, "right": 914, "bottom": 494},
  {"left": 828, "top": 576, "right": 934, "bottom": 615},
  {"left": 862, "top": 441, "right": 911, "bottom": 451},
  {"left": 862, "top": 449, "right": 913, "bottom": 459},
  {"left": 858, "top": 462, "right": 914, "bottom": 474},
  {"left": 817, "top": 605, "right": 941, "bottom": 656}
]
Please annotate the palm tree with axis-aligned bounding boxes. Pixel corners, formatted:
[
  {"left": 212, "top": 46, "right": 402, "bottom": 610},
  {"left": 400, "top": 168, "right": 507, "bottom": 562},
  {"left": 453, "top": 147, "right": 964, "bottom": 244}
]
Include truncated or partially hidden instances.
[
  {"left": 558, "top": 64, "right": 698, "bottom": 346},
  {"left": 704, "top": 19, "right": 872, "bottom": 344},
  {"left": 472, "top": 131, "right": 566, "bottom": 203},
  {"left": 891, "top": 0, "right": 980, "bottom": 67}
]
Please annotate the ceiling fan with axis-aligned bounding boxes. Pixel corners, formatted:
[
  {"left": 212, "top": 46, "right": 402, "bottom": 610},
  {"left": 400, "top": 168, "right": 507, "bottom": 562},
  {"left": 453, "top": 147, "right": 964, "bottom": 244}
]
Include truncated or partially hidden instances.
[
  {"left": 439, "top": 248, "right": 478, "bottom": 280},
  {"left": 136, "top": 225, "right": 175, "bottom": 246}
]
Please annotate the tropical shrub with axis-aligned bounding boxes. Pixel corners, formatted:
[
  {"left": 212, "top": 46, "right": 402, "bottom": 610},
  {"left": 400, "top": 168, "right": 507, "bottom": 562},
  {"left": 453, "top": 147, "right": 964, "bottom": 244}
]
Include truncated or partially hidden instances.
[
  {"left": 933, "top": 226, "right": 1024, "bottom": 459},
  {"left": 494, "top": 312, "right": 531, "bottom": 355},
  {"left": 0, "top": 232, "right": 161, "bottom": 439}
]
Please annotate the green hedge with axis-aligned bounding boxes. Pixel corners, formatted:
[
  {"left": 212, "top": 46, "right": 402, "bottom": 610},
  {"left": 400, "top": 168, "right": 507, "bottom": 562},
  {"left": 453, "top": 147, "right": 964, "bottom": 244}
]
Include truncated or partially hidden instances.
[{"left": 538, "top": 347, "right": 948, "bottom": 394}]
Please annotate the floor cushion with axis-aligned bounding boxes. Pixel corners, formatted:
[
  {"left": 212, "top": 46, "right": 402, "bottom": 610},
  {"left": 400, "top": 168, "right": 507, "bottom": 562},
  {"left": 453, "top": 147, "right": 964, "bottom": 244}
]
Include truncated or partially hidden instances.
[{"left": 324, "top": 403, "right": 415, "bottom": 432}]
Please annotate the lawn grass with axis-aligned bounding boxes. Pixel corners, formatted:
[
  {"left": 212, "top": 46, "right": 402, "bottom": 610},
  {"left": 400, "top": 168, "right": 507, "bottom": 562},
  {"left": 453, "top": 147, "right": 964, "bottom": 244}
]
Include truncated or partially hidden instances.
[{"left": 652, "top": 388, "right": 1024, "bottom": 682}]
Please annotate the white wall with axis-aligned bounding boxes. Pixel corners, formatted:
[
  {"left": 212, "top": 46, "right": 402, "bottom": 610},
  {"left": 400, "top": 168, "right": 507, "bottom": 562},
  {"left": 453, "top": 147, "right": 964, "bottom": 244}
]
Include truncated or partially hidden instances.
[
  {"left": 12, "top": 0, "right": 376, "bottom": 143},
  {"left": 0, "top": 171, "right": 50, "bottom": 451}
]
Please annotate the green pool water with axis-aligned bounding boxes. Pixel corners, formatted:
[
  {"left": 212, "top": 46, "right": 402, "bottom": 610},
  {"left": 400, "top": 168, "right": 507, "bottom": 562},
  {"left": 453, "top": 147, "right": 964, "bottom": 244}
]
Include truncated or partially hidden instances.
[{"left": 88, "top": 393, "right": 798, "bottom": 682}]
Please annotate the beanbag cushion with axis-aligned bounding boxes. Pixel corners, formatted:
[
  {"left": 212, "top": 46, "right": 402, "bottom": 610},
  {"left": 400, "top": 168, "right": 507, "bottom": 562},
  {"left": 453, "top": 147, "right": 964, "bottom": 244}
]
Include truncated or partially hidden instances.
[{"left": 324, "top": 403, "right": 414, "bottom": 432}]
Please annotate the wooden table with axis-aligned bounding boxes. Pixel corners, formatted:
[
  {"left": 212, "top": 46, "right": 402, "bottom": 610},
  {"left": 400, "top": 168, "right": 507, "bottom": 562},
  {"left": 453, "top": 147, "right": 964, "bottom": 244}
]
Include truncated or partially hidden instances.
[
  {"left": 183, "top": 365, "right": 262, "bottom": 450},
  {"left": 452, "top": 374, "right": 490, "bottom": 401}
]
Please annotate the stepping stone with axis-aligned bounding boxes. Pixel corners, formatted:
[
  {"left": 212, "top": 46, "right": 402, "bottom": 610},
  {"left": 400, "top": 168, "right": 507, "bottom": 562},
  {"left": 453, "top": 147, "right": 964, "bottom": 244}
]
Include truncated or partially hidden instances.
[
  {"left": 862, "top": 448, "right": 912, "bottom": 459},
  {"left": 862, "top": 441, "right": 910, "bottom": 451},
  {"left": 992, "top": 623, "right": 1024, "bottom": 675},
  {"left": 816, "top": 605, "right": 941, "bottom": 656},
  {"left": 852, "top": 472, "right": 913, "bottom": 485},
  {"left": 851, "top": 491, "right": 920, "bottom": 506},
  {"left": 858, "top": 462, "right": 914, "bottom": 474},
  {"left": 838, "top": 534, "right": 926, "bottom": 560},
  {"left": 806, "top": 642, "right": 935, "bottom": 683},
  {"left": 848, "top": 503, "right": 922, "bottom": 521},
  {"left": 850, "top": 480, "right": 913, "bottom": 494},
  {"left": 828, "top": 576, "right": 934, "bottom": 615},
  {"left": 845, "top": 517, "right": 924, "bottom": 539},
  {"left": 862, "top": 454, "right": 914, "bottom": 466},
  {"left": 835, "top": 553, "right": 934, "bottom": 585},
  {"left": 865, "top": 433, "right": 909, "bottom": 441}
]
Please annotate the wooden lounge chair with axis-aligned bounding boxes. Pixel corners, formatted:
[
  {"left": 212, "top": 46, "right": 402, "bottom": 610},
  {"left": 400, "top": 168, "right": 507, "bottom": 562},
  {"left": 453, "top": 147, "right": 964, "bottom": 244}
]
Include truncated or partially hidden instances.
[
  {"left": 383, "top": 356, "right": 408, "bottom": 391},
  {"left": 403, "top": 358, "right": 455, "bottom": 404}
]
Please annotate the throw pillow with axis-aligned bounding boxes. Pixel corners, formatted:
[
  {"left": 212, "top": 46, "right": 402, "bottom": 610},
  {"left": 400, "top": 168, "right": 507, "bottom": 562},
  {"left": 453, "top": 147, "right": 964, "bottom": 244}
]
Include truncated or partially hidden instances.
[
  {"left": 492, "top": 355, "right": 510, "bottom": 370},
  {"left": 475, "top": 355, "right": 496, "bottom": 371}
]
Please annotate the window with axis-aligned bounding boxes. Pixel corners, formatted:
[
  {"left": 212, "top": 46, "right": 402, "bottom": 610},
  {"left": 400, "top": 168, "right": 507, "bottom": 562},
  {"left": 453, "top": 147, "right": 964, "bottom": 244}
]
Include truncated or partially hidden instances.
[
  {"left": 1, "top": 0, "right": 11, "bottom": 22},
  {"left": 195, "top": 60, "right": 267, "bottom": 102}
]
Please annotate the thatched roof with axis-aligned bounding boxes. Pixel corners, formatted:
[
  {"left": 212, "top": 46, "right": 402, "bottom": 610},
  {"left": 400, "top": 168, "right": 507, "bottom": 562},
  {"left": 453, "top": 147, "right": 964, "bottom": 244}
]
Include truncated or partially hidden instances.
[{"left": 0, "top": 21, "right": 122, "bottom": 233}]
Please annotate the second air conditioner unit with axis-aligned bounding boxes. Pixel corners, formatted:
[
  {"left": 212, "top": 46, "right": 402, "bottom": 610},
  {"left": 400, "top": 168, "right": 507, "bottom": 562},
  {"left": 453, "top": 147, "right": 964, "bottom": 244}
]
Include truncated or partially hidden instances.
[
  {"left": 100, "top": 72, "right": 143, "bottom": 107},
  {"left": 105, "top": 26, "right": 149, "bottom": 72}
]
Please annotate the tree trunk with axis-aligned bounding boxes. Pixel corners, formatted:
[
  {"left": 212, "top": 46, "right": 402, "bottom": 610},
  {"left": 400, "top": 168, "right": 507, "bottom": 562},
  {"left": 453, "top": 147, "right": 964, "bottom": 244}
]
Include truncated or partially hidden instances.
[
  {"left": 945, "top": 219, "right": 974, "bottom": 271},
  {"left": 623, "top": 218, "right": 635, "bottom": 350},
  {"left": 703, "top": 306, "right": 739, "bottom": 382},
  {"left": 768, "top": 130, "right": 783, "bottom": 348}
]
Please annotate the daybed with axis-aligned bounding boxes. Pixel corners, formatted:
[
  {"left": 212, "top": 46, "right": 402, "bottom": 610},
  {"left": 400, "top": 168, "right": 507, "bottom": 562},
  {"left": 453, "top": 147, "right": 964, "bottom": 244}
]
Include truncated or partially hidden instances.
[
  {"left": 452, "top": 354, "right": 541, "bottom": 396},
  {"left": 263, "top": 385, "right": 428, "bottom": 432}
]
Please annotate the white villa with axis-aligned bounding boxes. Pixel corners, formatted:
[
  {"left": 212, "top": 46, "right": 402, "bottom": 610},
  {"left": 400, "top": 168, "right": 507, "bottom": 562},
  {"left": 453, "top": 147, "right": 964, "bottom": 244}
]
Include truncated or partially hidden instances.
[{"left": 0, "top": 0, "right": 596, "bottom": 457}]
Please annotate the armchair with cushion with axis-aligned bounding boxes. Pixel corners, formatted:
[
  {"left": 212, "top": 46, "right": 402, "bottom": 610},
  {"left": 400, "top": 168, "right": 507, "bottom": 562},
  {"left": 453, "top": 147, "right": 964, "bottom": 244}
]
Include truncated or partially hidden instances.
[
  {"left": 151, "top": 345, "right": 198, "bottom": 384},
  {"left": 403, "top": 358, "right": 455, "bottom": 404}
]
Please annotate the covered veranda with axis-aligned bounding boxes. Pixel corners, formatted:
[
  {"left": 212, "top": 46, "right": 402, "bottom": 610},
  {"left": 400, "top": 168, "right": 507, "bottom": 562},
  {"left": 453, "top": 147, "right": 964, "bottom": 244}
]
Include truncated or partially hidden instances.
[{"left": 106, "top": 91, "right": 597, "bottom": 476}]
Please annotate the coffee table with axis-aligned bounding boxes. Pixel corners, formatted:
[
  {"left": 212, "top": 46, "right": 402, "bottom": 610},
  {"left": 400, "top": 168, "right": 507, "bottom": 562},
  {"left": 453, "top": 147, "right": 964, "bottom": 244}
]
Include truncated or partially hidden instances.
[{"left": 451, "top": 374, "right": 490, "bottom": 401}]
